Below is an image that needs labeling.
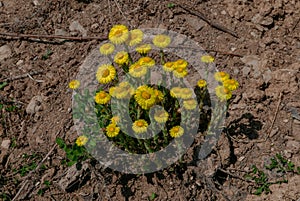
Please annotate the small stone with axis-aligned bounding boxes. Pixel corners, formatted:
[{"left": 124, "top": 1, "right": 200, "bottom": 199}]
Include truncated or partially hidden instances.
[
  {"left": 286, "top": 140, "right": 300, "bottom": 154},
  {"left": 26, "top": 95, "right": 43, "bottom": 114},
  {"left": 55, "top": 28, "right": 68, "bottom": 36},
  {"left": 0, "top": 45, "right": 12, "bottom": 61},
  {"left": 238, "top": 156, "right": 245, "bottom": 161},
  {"left": 242, "top": 66, "right": 251, "bottom": 76},
  {"left": 33, "top": 0, "right": 40, "bottom": 6},
  {"left": 260, "top": 17, "right": 273, "bottom": 26},
  {"left": 269, "top": 127, "right": 279, "bottom": 138},
  {"left": 262, "top": 68, "right": 272, "bottom": 83},
  {"left": 221, "top": 10, "right": 226, "bottom": 15},
  {"left": 251, "top": 13, "right": 263, "bottom": 24},
  {"left": 91, "top": 23, "right": 99, "bottom": 30},
  {"left": 0, "top": 2, "right": 3, "bottom": 7},
  {"left": 283, "top": 119, "right": 289, "bottom": 123},
  {"left": 185, "top": 16, "right": 205, "bottom": 31},
  {"left": 69, "top": 21, "right": 87, "bottom": 37},
  {"left": 1, "top": 139, "right": 11, "bottom": 149},
  {"left": 16, "top": 60, "right": 24, "bottom": 66}
]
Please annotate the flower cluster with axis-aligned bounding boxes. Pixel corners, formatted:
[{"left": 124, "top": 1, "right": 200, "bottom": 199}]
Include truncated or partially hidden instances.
[{"left": 69, "top": 24, "right": 239, "bottom": 155}]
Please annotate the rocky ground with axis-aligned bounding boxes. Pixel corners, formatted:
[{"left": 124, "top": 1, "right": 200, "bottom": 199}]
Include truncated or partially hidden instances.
[{"left": 0, "top": 0, "right": 300, "bottom": 200}]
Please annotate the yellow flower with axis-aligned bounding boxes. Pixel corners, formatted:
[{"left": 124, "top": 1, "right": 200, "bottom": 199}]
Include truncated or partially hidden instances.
[
  {"left": 114, "top": 51, "right": 129, "bottom": 65},
  {"left": 132, "top": 119, "right": 148, "bottom": 133},
  {"left": 179, "top": 88, "right": 193, "bottom": 99},
  {"left": 215, "top": 86, "right": 232, "bottom": 101},
  {"left": 108, "top": 24, "right": 129, "bottom": 44},
  {"left": 134, "top": 85, "right": 156, "bottom": 110},
  {"left": 223, "top": 79, "right": 239, "bottom": 91},
  {"left": 127, "top": 29, "right": 143, "bottom": 46},
  {"left": 110, "top": 82, "right": 134, "bottom": 99},
  {"left": 170, "top": 87, "right": 182, "bottom": 98},
  {"left": 169, "top": 126, "right": 184, "bottom": 138},
  {"left": 163, "top": 62, "right": 174, "bottom": 72},
  {"left": 154, "top": 89, "right": 164, "bottom": 102},
  {"left": 99, "top": 43, "right": 115, "bottom": 55},
  {"left": 214, "top": 71, "right": 230, "bottom": 82},
  {"left": 174, "top": 59, "right": 188, "bottom": 69},
  {"left": 94, "top": 91, "right": 111, "bottom": 104},
  {"left": 173, "top": 67, "right": 188, "bottom": 78},
  {"left": 138, "top": 57, "right": 155, "bottom": 68},
  {"left": 153, "top": 34, "right": 171, "bottom": 48},
  {"left": 136, "top": 44, "right": 151, "bottom": 55},
  {"left": 183, "top": 99, "right": 197, "bottom": 110},
  {"left": 69, "top": 80, "right": 80, "bottom": 89},
  {"left": 154, "top": 110, "right": 169, "bottom": 123},
  {"left": 129, "top": 62, "right": 148, "bottom": 78},
  {"left": 197, "top": 79, "right": 207, "bottom": 88},
  {"left": 106, "top": 123, "right": 120, "bottom": 137},
  {"left": 111, "top": 116, "right": 120, "bottom": 124},
  {"left": 201, "top": 55, "right": 215, "bottom": 63},
  {"left": 96, "top": 64, "right": 116, "bottom": 84},
  {"left": 76, "top": 135, "right": 88, "bottom": 146}
]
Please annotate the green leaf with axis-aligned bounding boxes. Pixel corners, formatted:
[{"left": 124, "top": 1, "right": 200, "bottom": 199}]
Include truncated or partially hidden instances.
[
  {"left": 0, "top": 82, "right": 8, "bottom": 90},
  {"left": 67, "top": 161, "right": 76, "bottom": 167},
  {"left": 56, "top": 138, "right": 66, "bottom": 149},
  {"left": 254, "top": 187, "right": 263, "bottom": 195}
]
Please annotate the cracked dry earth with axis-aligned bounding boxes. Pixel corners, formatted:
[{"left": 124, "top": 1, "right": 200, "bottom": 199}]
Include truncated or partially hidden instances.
[{"left": 0, "top": 0, "right": 300, "bottom": 200}]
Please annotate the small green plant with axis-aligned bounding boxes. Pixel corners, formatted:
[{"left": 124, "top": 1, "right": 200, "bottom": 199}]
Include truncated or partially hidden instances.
[
  {"left": 0, "top": 82, "right": 8, "bottom": 90},
  {"left": 0, "top": 193, "right": 11, "bottom": 201},
  {"left": 56, "top": 137, "right": 90, "bottom": 167},
  {"left": 265, "top": 153, "right": 299, "bottom": 174},
  {"left": 245, "top": 154, "right": 300, "bottom": 195},
  {"left": 42, "top": 49, "right": 53, "bottom": 60},
  {"left": 37, "top": 180, "right": 51, "bottom": 196},
  {"left": 167, "top": 3, "right": 175, "bottom": 8},
  {"left": 148, "top": 192, "right": 158, "bottom": 200}
]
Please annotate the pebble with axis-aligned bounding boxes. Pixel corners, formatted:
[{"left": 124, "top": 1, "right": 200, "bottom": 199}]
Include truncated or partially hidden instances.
[
  {"left": 55, "top": 28, "right": 68, "bottom": 36},
  {"left": 185, "top": 16, "right": 205, "bottom": 31},
  {"left": 26, "top": 95, "right": 43, "bottom": 114},
  {"left": 1, "top": 139, "right": 11, "bottom": 149},
  {"left": 16, "top": 59, "right": 24, "bottom": 66},
  {"left": 33, "top": 0, "right": 40, "bottom": 6},
  {"left": 242, "top": 66, "right": 251, "bottom": 76},
  {"left": 0, "top": 45, "right": 12, "bottom": 61},
  {"left": 69, "top": 20, "right": 87, "bottom": 37},
  {"left": 262, "top": 68, "right": 272, "bottom": 83},
  {"left": 260, "top": 17, "right": 273, "bottom": 26},
  {"left": 283, "top": 119, "right": 289, "bottom": 123}
]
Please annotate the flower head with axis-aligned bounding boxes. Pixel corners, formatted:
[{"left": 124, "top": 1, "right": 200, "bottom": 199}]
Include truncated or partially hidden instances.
[
  {"left": 215, "top": 85, "right": 232, "bottom": 101},
  {"left": 153, "top": 34, "right": 171, "bottom": 48},
  {"left": 111, "top": 116, "right": 120, "bottom": 124},
  {"left": 138, "top": 57, "right": 155, "bottom": 68},
  {"left": 114, "top": 51, "right": 129, "bottom": 65},
  {"left": 163, "top": 62, "right": 174, "bottom": 72},
  {"left": 129, "top": 62, "right": 148, "bottom": 78},
  {"left": 69, "top": 80, "right": 80, "bottom": 89},
  {"left": 179, "top": 88, "right": 193, "bottom": 99},
  {"left": 183, "top": 99, "right": 197, "bottom": 110},
  {"left": 109, "top": 24, "right": 129, "bottom": 44},
  {"left": 169, "top": 126, "right": 184, "bottom": 138},
  {"left": 110, "top": 82, "right": 134, "bottom": 99},
  {"left": 223, "top": 79, "right": 239, "bottom": 91},
  {"left": 201, "top": 55, "right": 215, "bottom": 63},
  {"left": 136, "top": 44, "right": 151, "bottom": 55},
  {"left": 132, "top": 119, "right": 148, "bottom": 133},
  {"left": 127, "top": 29, "right": 143, "bottom": 46},
  {"left": 214, "top": 71, "right": 230, "bottom": 82},
  {"left": 173, "top": 67, "right": 188, "bottom": 78},
  {"left": 197, "top": 79, "right": 207, "bottom": 88},
  {"left": 170, "top": 87, "right": 182, "bottom": 98},
  {"left": 154, "top": 110, "right": 169, "bottom": 123},
  {"left": 134, "top": 85, "right": 156, "bottom": 110},
  {"left": 96, "top": 64, "right": 116, "bottom": 84},
  {"left": 76, "top": 135, "right": 88, "bottom": 146},
  {"left": 106, "top": 123, "right": 120, "bottom": 137},
  {"left": 94, "top": 91, "right": 111, "bottom": 104},
  {"left": 154, "top": 89, "right": 164, "bottom": 102},
  {"left": 99, "top": 43, "right": 115, "bottom": 55},
  {"left": 174, "top": 59, "right": 188, "bottom": 69}
]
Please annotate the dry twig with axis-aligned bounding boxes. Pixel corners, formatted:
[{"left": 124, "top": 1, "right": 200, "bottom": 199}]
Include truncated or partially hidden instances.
[
  {"left": 174, "top": 2, "right": 239, "bottom": 38},
  {"left": 1, "top": 70, "right": 44, "bottom": 83}
]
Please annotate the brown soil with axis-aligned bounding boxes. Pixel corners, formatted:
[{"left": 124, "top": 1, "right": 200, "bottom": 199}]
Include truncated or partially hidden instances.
[{"left": 0, "top": 0, "right": 299, "bottom": 200}]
